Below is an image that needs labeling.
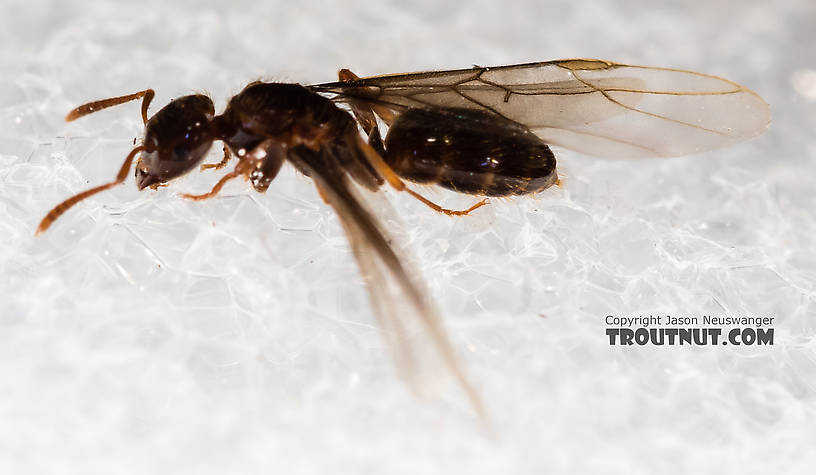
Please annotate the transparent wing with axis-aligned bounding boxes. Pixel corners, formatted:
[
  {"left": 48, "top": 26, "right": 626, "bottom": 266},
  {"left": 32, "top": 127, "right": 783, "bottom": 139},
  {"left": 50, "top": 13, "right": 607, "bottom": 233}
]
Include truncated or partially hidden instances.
[
  {"left": 312, "top": 59, "right": 770, "bottom": 158},
  {"left": 287, "top": 148, "right": 485, "bottom": 419}
]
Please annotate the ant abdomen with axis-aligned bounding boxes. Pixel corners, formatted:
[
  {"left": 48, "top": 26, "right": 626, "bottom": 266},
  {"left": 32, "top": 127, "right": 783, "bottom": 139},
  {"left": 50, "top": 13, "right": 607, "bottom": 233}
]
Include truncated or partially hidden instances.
[{"left": 383, "top": 107, "right": 558, "bottom": 196}]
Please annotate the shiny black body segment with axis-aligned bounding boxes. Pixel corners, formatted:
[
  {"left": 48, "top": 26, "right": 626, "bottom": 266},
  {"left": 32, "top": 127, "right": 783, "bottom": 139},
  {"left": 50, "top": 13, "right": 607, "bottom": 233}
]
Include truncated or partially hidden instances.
[
  {"left": 382, "top": 107, "right": 557, "bottom": 196},
  {"left": 135, "top": 94, "right": 215, "bottom": 190}
]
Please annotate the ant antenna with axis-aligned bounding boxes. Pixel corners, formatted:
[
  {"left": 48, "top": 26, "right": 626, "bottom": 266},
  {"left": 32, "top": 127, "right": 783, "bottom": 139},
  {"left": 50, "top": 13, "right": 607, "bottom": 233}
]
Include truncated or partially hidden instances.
[
  {"left": 66, "top": 89, "right": 155, "bottom": 125},
  {"left": 36, "top": 146, "right": 146, "bottom": 235}
]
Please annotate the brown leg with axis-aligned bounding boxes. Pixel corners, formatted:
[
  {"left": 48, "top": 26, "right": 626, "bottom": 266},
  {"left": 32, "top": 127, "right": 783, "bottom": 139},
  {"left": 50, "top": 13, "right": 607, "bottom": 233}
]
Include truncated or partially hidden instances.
[
  {"left": 314, "top": 182, "right": 332, "bottom": 205},
  {"left": 66, "top": 89, "right": 155, "bottom": 124},
  {"left": 404, "top": 189, "right": 488, "bottom": 216},
  {"left": 36, "top": 146, "right": 146, "bottom": 235},
  {"left": 184, "top": 140, "right": 283, "bottom": 200},
  {"left": 179, "top": 170, "right": 241, "bottom": 201},
  {"left": 353, "top": 135, "right": 489, "bottom": 216},
  {"left": 339, "top": 73, "right": 487, "bottom": 216},
  {"left": 201, "top": 145, "right": 232, "bottom": 171},
  {"left": 337, "top": 68, "right": 360, "bottom": 82},
  {"left": 339, "top": 69, "right": 378, "bottom": 135},
  {"left": 338, "top": 68, "right": 395, "bottom": 128}
]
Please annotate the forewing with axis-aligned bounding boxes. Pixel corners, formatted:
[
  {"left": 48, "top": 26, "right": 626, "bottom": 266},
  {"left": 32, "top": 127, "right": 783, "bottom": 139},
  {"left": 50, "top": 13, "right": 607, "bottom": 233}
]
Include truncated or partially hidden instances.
[
  {"left": 314, "top": 59, "right": 770, "bottom": 158},
  {"left": 288, "top": 148, "right": 484, "bottom": 418}
]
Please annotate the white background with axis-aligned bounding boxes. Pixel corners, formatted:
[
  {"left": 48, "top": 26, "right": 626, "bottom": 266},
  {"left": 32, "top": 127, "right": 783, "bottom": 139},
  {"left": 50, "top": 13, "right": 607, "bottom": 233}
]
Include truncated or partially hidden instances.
[{"left": 1, "top": 0, "right": 815, "bottom": 473}]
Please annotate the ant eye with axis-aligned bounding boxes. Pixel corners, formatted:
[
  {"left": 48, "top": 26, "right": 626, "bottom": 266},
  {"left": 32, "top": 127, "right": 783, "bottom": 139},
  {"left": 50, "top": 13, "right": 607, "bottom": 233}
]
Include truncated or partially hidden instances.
[{"left": 135, "top": 94, "right": 215, "bottom": 189}]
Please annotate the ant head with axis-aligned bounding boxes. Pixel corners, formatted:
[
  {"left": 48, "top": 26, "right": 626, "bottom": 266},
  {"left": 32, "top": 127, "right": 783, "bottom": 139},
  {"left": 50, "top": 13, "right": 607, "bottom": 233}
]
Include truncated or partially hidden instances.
[
  {"left": 135, "top": 94, "right": 216, "bottom": 189},
  {"left": 36, "top": 91, "right": 219, "bottom": 235}
]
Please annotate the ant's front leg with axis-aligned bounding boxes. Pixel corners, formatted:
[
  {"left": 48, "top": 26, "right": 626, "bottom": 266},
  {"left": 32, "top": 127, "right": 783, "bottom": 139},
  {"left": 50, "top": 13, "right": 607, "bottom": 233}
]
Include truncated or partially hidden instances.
[
  {"left": 181, "top": 150, "right": 252, "bottom": 201},
  {"left": 200, "top": 145, "right": 232, "bottom": 171},
  {"left": 181, "top": 140, "right": 279, "bottom": 200},
  {"left": 179, "top": 171, "right": 240, "bottom": 201}
]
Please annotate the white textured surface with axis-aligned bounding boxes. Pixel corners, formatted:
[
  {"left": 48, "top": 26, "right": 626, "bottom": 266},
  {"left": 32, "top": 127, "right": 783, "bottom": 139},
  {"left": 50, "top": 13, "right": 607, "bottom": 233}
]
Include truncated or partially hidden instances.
[{"left": 2, "top": 0, "right": 815, "bottom": 473}]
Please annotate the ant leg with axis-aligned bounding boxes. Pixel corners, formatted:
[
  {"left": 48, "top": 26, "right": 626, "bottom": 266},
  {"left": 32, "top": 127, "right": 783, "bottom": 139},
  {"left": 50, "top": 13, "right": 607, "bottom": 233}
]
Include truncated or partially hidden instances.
[
  {"left": 36, "top": 146, "right": 146, "bottom": 235},
  {"left": 338, "top": 68, "right": 395, "bottom": 128},
  {"left": 339, "top": 69, "right": 378, "bottom": 136},
  {"left": 353, "top": 135, "right": 489, "bottom": 216},
  {"left": 200, "top": 145, "right": 231, "bottom": 171},
  {"left": 66, "top": 89, "right": 155, "bottom": 124},
  {"left": 404, "top": 189, "right": 488, "bottom": 216},
  {"left": 179, "top": 171, "right": 240, "bottom": 201},
  {"left": 187, "top": 139, "right": 282, "bottom": 199},
  {"left": 337, "top": 68, "right": 360, "bottom": 82},
  {"left": 314, "top": 181, "right": 332, "bottom": 205}
]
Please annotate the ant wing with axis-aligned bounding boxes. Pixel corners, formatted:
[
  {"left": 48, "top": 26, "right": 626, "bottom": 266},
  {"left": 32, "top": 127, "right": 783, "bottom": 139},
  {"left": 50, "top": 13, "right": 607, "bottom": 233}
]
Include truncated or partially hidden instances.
[
  {"left": 287, "top": 148, "right": 485, "bottom": 419},
  {"left": 312, "top": 59, "right": 770, "bottom": 158}
]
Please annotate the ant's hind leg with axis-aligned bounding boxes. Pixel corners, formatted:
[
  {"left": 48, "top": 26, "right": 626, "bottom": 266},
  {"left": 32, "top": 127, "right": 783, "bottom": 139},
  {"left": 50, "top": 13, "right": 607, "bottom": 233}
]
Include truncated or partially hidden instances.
[
  {"left": 404, "top": 189, "right": 488, "bottom": 216},
  {"left": 339, "top": 72, "right": 488, "bottom": 216},
  {"left": 201, "top": 145, "right": 232, "bottom": 171},
  {"left": 66, "top": 89, "right": 155, "bottom": 124},
  {"left": 352, "top": 134, "right": 489, "bottom": 216}
]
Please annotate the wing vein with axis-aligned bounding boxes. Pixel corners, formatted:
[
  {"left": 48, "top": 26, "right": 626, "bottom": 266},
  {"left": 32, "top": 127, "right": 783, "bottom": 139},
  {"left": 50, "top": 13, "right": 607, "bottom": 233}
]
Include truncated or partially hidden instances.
[
  {"left": 312, "top": 58, "right": 769, "bottom": 158},
  {"left": 569, "top": 69, "right": 729, "bottom": 136}
]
